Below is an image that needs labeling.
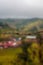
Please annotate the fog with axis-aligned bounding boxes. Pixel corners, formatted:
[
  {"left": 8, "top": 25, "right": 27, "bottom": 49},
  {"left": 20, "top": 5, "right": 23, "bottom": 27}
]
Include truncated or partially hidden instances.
[{"left": 0, "top": 0, "right": 43, "bottom": 18}]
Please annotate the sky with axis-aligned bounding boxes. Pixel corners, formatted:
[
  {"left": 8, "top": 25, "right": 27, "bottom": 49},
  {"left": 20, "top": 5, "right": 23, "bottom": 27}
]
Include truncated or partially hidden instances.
[{"left": 0, "top": 0, "right": 43, "bottom": 18}]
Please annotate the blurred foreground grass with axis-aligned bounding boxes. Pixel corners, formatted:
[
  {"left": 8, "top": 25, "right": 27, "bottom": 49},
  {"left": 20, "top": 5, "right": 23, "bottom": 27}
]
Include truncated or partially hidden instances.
[
  {"left": 0, "top": 43, "right": 43, "bottom": 65},
  {"left": 0, "top": 47, "right": 22, "bottom": 65}
]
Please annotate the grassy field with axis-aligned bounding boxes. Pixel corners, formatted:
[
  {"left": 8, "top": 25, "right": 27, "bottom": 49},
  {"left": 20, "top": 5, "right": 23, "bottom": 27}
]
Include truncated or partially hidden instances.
[
  {"left": 0, "top": 43, "right": 42, "bottom": 65},
  {"left": 0, "top": 47, "right": 22, "bottom": 65}
]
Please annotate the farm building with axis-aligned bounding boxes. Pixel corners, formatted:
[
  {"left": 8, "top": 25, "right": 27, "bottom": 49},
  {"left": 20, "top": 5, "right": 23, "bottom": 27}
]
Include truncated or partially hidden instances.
[{"left": 25, "top": 35, "right": 37, "bottom": 43}]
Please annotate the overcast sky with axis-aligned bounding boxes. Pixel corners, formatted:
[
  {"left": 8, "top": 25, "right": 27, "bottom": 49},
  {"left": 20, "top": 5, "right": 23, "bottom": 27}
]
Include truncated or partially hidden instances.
[{"left": 0, "top": 0, "right": 43, "bottom": 18}]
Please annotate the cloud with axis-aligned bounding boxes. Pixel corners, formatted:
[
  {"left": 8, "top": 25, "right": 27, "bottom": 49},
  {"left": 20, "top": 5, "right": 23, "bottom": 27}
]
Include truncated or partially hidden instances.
[{"left": 0, "top": 0, "right": 43, "bottom": 18}]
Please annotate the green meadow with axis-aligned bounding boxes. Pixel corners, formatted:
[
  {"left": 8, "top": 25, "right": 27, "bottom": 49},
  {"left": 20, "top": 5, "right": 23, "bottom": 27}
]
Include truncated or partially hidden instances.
[
  {"left": 0, "top": 43, "right": 42, "bottom": 65},
  {"left": 0, "top": 47, "right": 22, "bottom": 65}
]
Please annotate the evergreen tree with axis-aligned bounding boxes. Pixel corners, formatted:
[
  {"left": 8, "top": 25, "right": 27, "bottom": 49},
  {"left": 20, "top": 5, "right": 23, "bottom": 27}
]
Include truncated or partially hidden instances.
[{"left": 17, "top": 37, "right": 32, "bottom": 65}]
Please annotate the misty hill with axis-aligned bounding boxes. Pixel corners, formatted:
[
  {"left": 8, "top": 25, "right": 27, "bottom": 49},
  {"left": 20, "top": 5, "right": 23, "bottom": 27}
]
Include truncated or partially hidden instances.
[
  {"left": 22, "top": 20, "right": 43, "bottom": 32},
  {"left": 0, "top": 18, "right": 43, "bottom": 32},
  {"left": 0, "top": 22, "right": 10, "bottom": 29}
]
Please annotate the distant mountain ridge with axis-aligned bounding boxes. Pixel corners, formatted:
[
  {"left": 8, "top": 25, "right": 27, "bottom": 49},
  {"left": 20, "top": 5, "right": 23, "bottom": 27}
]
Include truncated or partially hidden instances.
[{"left": 0, "top": 18, "right": 43, "bottom": 32}]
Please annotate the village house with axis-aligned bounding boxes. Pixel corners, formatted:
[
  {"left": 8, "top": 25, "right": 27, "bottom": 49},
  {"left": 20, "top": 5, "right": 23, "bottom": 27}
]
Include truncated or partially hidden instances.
[{"left": 25, "top": 35, "right": 37, "bottom": 43}]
